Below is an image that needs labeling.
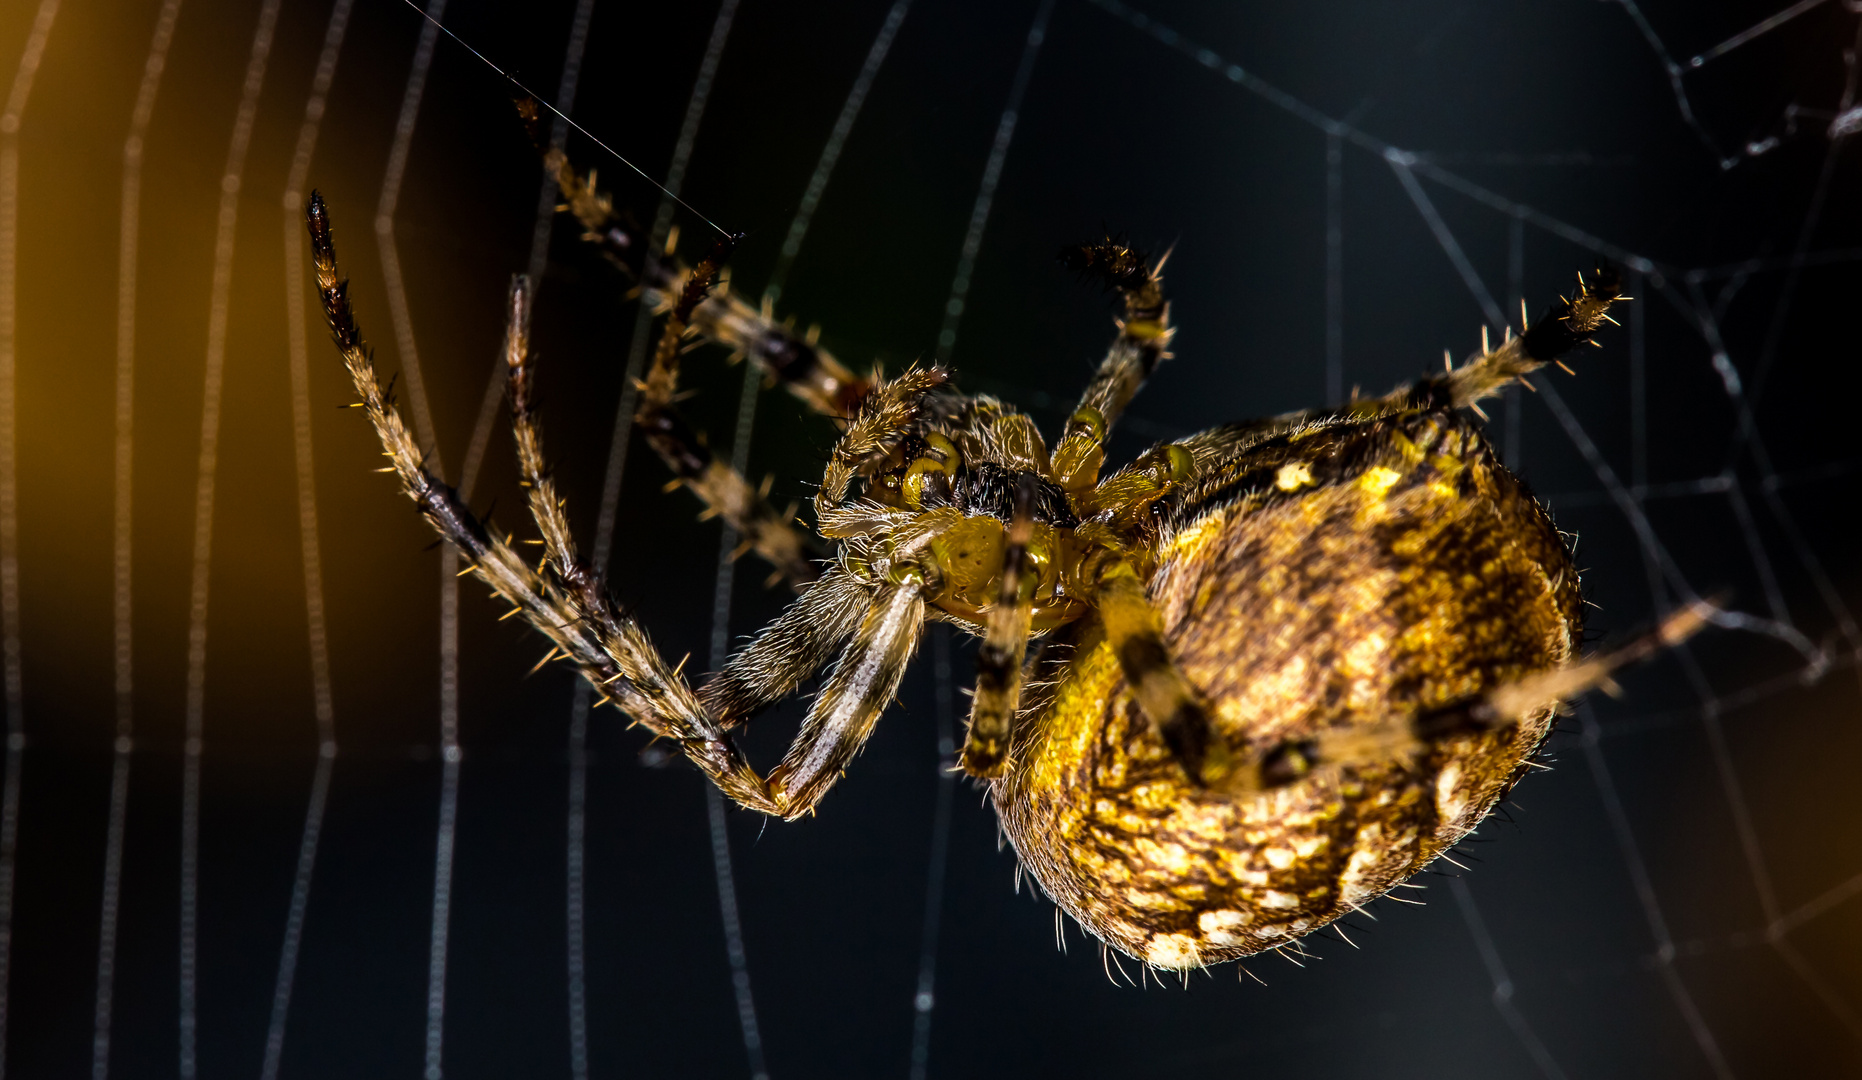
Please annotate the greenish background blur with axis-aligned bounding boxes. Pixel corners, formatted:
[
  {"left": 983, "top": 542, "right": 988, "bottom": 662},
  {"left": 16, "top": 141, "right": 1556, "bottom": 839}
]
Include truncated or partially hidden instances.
[{"left": 2, "top": 0, "right": 1860, "bottom": 1076}]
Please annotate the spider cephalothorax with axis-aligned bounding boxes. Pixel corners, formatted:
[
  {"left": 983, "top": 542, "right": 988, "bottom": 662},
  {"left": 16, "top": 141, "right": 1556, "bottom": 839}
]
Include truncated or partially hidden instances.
[{"left": 307, "top": 164, "right": 1701, "bottom": 970}]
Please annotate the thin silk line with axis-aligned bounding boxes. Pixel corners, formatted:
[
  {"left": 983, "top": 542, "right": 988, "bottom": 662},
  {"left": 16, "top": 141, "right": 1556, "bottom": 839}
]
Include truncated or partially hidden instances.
[
  {"left": 763, "top": 0, "right": 913, "bottom": 305},
  {"left": 934, "top": 0, "right": 1059, "bottom": 362},
  {"left": 1371, "top": 86, "right": 1834, "bottom": 1066},
  {"left": 95, "top": 3, "right": 183, "bottom": 1077},
  {"left": 391, "top": 0, "right": 728, "bottom": 237},
  {"left": 911, "top": 1, "right": 1060, "bottom": 1064},
  {"left": 1323, "top": 130, "right": 1342, "bottom": 404},
  {"left": 1448, "top": 877, "right": 1569, "bottom": 1080},
  {"left": 1691, "top": 0, "right": 1830, "bottom": 68},
  {"left": 0, "top": 5, "right": 61, "bottom": 1074},
  {"left": 1502, "top": 214, "right": 1523, "bottom": 468},
  {"left": 906, "top": 627, "right": 956, "bottom": 1080},
  {"left": 263, "top": 0, "right": 356, "bottom": 1075},
  {"left": 1628, "top": 268, "right": 1646, "bottom": 489},
  {"left": 176, "top": 2, "right": 282, "bottom": 1075},
  {"left": 432, "top": 0, "right": 604, "bottom": 1074},
  {"left": 369, "top": 3, "right": 465, "bottom": 1077},
  {"left": 706, "top": 0, "right": 917, "bottom": 718},
  {"left": 1083, "top": 0, "right": 1662, "bottom": 276},
  {"left": 1580, "top": 708, "right": 1735, "bottom": 1078}
]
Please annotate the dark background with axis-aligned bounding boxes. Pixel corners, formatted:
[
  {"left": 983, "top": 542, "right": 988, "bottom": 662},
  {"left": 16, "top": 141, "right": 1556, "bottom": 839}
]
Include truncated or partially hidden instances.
[{"left": 3, "top": 0, "right": 1861, "bottom": 1076}]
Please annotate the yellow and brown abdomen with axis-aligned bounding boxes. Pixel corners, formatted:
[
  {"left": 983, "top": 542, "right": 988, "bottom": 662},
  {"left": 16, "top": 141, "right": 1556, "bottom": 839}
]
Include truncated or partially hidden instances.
[{"left": 993, "top": 410, "right": 1582, "bottom": 968}]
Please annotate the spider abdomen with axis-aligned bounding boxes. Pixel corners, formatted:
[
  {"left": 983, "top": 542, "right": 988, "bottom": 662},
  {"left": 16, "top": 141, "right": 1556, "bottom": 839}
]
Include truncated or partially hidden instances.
[{"left": 994, "top": 410, "right": 1582, "bottom": 968}]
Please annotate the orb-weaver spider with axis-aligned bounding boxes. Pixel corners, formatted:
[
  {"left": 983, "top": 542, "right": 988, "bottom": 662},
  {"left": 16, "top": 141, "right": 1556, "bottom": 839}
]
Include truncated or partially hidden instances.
[{"left": 305, "top": 158, "right": 1701, "bottom": 971}]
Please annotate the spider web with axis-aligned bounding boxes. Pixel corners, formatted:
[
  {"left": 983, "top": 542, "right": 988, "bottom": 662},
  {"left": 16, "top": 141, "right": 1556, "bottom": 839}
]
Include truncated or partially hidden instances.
[{"left": 0, "top": 0, "right": 1859, "bottom": 1077}]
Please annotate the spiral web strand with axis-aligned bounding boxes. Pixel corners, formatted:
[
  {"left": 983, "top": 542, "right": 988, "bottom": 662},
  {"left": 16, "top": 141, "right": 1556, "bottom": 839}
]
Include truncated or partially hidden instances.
[
  {"left": 94, "top": 2, "right": 183, "bottom": 1076},
  {"left": 1086, "top": 2, "right": 1862, "bottom": 1074},
  {"left": 175, "top": 2, "right": 282, "bottom": 1075},
  {"left": 263, "top": 0, "right": 355, "bottom": 1077},
  {"left": 0, "top": 7, "right": 60, "bottom": 1074},
  {"left": 2, "top": 0, "right": 1861, "bottom": 1076}
]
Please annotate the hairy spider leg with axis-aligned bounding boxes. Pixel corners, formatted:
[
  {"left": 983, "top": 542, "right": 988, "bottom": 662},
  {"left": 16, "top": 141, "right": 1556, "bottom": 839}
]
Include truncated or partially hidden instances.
[
  {"left": 527, "top": 244, "right": 950, "bottom": 817},
  {"left": 532, "top": 148, "right": 832, "bottom": 588},
  {"left": 548, "top": 147, "right": 875, "bottom": 419},
  {"left": 765, "top": 577, "right": 929, "bottom": 815},
  {"left": 631, "top": 234, "right": 822, "bottom": 587},
  {"left": 1093, "top": 559, "right": 1236, "bottom": 789},
  {"left": 960, "top": 473, "right": 1039, "bottom": 777},
  {"left": 697, "top": 565, "right": 870, "bottom": 729},
  {"left": 310, "top": 194, "right": 777, "bottom": 811},
  {"left": 1179, "top": 269, "right": 1626, "bottom": 473},
  {"left": 312, "top": 192, "right": 937, "bottom": 821},
  {"left": 1051, "top": 240, "right": 1174, "bottom": 492},
  {"left": 1248, "top": 601, "right": 1713, "bottom": 791}
]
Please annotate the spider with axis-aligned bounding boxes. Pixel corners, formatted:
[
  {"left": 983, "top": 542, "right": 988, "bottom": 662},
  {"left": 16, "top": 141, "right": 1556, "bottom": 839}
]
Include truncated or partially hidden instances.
[{"left": 304, "top": 158, "right": 1703, "bottom": 972}]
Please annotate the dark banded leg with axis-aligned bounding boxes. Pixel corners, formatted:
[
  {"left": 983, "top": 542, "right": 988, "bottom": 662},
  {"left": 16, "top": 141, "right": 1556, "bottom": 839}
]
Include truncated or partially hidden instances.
[
  {"left": 767, "top": 578, "right": 929, "bottom": 816},
  {"left": 635, "top": 234, "right": 822, "bottom": 588},
  {"left": 310, "top": 192, "right": 785, "bottom": 815},
  {"left": 318, "top": 191, "right": 943, "bottom": 823},
  {"left": 1250, "top": 601, "right": 1712, "bottom": 791},
  {"left": 961, "top": 474, "right": 1038, "bottom": 778},
  {"left": 1095, "top": 560, "right": 1235, "bottom": 788},
  {"left": 549, "top": 246, "right": 924, "bottom": 817},
  {"left": 546, "top": 148, "right": 875, "bottom": 419},
  {"left": 1179, "top": 269, "right": 1625, "bottom": 476},
  {"left": 1052, "top": 241, "right": 1173, "bottom": 491},
  {"left": 698, "top": 564, "right": 870, "bottom": 728},
  {"left": 694, "top": 283, "right": 872, "bottom": 419}
]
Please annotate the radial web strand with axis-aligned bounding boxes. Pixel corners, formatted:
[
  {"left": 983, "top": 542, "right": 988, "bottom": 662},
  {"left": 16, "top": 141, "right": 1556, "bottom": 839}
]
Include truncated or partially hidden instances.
[
  {"left": 6, "top": 0, "right": 1862, "bottom": 1073},
  {"left": 1098, "top": 1, "right": 1862, "bottom": 1071},
  {"left": 1447, "top": 877, "right": 1568, "bottom": 1080},
  {"left": 573, "top": 2, "right": 768, "bottom": 1075},
  {"left": 1323, "top": 128, "right": 1342, "bottom": 406},
  {"left": 906, "top": 626, "right": 957, "bottom": 1080},
  {"left": 700, "top": 1, "right": 919, "bottom": 1072},
  {"left": 933, "top": 0, "right": 1058, "bottom": 363}
]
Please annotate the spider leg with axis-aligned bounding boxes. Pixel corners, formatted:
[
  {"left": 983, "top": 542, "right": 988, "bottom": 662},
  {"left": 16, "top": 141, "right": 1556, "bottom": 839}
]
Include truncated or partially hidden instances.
[
  {"left": 1095, "top": 558, "right": 1237, "bottom": 788},
  {"left": 766, "top": 575, "right": 929, "bottom": 816},
  {"left": 632, "top": 237, "right": 822, "bottom": 588},
  {"left": 1244, "top": 601, "right": 1713, "bottom": 791},
  {"left": 547, "top": 148, "right": 874, "bottom": 419},
  {"left": 960, "top": 474, "right": 1039, "bottom": 778},
  {"left": 1179, "top": 269, "right": 1625, "bottom": 474},
  {"left": 698, "top": 563, "right": 870, "bottom": 729},
  {"left": 309, "top": 197, "right": 577, "bottom": 671},
  {"left": 816, "top": 366, "right": 950, "bottom": 512},
  {"left": 1051, "top": 240, "right": 1173, "bottom": 492},
  {"left": 309, "top": 192, "right": 783, "bottom": 815}
]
